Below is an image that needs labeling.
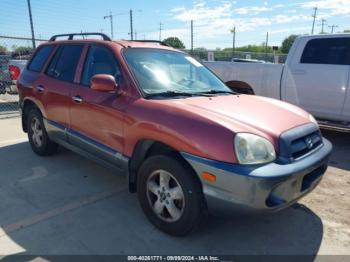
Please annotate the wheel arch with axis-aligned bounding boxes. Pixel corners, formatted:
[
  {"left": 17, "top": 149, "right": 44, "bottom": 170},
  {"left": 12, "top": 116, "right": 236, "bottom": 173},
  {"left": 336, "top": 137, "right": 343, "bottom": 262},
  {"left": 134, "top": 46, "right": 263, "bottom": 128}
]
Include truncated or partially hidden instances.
[
  {"left": 225, "top": 80, "right": 255, "bottom": 95},
  {"left": 128, "top": 139, "right": 201, "bottom": 193},
  {"left": 22, "top": 98, "right": 43, "bottom": 133}
]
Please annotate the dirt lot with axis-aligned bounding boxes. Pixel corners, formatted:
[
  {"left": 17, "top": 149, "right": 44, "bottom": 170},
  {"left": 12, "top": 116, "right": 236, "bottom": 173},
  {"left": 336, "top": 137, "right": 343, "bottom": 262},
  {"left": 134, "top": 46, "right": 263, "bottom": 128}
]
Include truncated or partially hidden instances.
[{"left": 0, "top": 117, "right": 349, "bottom": 257}]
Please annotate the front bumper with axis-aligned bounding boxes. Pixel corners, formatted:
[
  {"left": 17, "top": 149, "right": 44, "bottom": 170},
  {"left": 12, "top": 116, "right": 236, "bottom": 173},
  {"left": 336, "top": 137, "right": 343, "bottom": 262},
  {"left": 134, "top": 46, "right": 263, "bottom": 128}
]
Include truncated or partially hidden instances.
[{"left": 181, "top": 138, "right": 332, "bottom": 214}]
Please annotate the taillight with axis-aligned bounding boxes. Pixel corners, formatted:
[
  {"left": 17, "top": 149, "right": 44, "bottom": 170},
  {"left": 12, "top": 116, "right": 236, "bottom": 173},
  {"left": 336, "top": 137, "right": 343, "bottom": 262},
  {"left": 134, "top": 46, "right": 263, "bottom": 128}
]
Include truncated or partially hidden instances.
[{"left": 9, "top": 65, "right": 20, "bottom": 80}]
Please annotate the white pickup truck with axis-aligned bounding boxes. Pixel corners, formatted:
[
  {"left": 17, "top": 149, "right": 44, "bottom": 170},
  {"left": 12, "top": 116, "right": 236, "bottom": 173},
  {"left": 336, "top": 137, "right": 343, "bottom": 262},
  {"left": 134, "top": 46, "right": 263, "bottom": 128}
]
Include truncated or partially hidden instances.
[{"left": 205, "top": 34, "right": 350, "bottom": 130}]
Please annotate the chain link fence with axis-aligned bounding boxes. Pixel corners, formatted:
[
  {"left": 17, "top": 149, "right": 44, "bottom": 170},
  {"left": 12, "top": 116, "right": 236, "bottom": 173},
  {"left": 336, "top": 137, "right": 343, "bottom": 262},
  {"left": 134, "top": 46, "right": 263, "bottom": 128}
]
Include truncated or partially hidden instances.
[
  {"left": 0, "top": 36, "right": 47, "bottom": 117},
  {"left": 191, "top": 49, "right": 288, "bottom": 64}
]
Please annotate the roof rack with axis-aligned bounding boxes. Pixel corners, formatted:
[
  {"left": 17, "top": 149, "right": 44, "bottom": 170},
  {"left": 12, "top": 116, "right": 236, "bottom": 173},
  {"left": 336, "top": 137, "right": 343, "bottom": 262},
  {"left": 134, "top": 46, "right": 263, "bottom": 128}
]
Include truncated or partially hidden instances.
[
  {"left": 126, "top": 40, "right": 169, "bottom": 46},
  {"left": 49, "top": 33, "right": 111, "bottom": 41}
]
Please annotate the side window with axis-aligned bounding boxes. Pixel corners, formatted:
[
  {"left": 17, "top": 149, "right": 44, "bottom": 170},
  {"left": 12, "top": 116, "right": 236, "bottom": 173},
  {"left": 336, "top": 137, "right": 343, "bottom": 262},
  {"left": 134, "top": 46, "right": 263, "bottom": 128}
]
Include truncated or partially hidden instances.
[
  {"left": 81, "top": 45, "right": 121, "bottom": 86},
  {"left": 28, "top": 45, "right": 54, "bottom": 72},
  {"left": 46, "top": 45, "right": 83, "bottom": 82},
  {"left": 300, "top": 38, "right": 350, "bottom": 65}
]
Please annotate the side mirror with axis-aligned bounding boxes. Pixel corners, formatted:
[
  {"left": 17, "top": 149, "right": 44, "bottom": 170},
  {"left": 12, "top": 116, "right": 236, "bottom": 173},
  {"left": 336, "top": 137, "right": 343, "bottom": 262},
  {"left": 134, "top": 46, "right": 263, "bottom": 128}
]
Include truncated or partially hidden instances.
[{"left": 91, "top": 74, "right": 117, "bottom": 92}]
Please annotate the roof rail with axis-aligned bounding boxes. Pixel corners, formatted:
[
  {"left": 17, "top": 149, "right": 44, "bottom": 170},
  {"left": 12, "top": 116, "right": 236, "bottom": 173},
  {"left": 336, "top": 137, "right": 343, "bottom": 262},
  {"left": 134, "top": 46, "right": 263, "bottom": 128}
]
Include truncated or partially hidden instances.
[
  {"left": 126, "top": 40, "right": 169, "bottom": 46},
  {"left": 49, "top": 33, "right": 111, "bottom": 41}
]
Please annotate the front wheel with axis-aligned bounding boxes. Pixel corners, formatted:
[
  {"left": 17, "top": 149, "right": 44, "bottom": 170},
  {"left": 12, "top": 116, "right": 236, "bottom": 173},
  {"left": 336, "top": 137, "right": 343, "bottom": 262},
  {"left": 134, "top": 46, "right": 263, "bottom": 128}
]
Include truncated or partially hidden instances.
[{"left": 137, "top": 155, "right": 207, "bottom": 236}]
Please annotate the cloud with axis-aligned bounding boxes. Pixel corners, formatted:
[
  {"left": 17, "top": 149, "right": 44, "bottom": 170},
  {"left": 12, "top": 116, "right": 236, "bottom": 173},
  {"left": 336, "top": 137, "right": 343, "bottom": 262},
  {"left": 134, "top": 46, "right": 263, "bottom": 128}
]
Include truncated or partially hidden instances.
[
  {"left": 235, "top": 6, "right": 272, "bottom": 15},
  {"left": 170, "top": 1, "right": 233, "bottom": 22},
  {"left": 301, "top": 0, "right": 350, "bottom": 16},
  {"left": 166, "top": 0, "right": 349, "bottom": 48},
  {"left": 272, "top": 14, "right": 310, "bottom": 24}
]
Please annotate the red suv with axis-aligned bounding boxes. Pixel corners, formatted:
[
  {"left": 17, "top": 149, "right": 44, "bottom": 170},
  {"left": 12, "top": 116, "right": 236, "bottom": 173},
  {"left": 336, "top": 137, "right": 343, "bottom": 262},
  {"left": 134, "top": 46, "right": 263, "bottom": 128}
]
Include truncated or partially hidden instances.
[{"left": 18, "top": 33, "right": 332, "bottom": 235}]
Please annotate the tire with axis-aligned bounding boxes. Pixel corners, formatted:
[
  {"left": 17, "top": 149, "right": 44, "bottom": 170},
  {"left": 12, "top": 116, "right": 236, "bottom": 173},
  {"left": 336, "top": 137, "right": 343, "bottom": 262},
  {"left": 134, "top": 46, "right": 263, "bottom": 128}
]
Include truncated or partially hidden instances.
[
  {"left": 27, "top": 108, "right": 58, "bottom": 156},
  {"left": 137, "top": 154, "right": 208, "bottom": 236}
]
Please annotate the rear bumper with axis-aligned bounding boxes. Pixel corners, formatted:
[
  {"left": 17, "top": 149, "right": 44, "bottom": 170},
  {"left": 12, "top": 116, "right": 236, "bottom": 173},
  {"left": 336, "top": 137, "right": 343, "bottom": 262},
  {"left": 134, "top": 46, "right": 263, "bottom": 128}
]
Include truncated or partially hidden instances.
[{"left": 181, "top": 138, "right": 332, "bottom": 214}]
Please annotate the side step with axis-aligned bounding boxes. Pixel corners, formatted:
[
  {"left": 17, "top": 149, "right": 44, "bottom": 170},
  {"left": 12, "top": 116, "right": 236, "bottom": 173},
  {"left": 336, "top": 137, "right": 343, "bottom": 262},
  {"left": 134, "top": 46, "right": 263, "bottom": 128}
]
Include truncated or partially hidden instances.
[{"left": 317, "top": 119, "right": 350, "bottom": 132}]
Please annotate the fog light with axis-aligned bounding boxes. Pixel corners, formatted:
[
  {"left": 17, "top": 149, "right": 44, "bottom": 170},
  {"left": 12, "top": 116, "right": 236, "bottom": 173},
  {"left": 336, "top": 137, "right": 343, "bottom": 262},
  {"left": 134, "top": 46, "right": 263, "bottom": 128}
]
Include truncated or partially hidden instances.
[{"left": 201, "top": 172, "right": 216, "bottom": 182}]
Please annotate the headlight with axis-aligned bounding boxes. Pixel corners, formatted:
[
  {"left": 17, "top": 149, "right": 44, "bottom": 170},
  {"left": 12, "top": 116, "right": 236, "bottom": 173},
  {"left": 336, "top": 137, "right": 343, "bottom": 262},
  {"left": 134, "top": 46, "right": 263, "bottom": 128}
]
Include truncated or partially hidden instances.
[
  {"left": 234, "top": 133, "right": 276, "bottom": 165},
  {"left": 309, "top": 114, "right": 318, "bottom": 126}
]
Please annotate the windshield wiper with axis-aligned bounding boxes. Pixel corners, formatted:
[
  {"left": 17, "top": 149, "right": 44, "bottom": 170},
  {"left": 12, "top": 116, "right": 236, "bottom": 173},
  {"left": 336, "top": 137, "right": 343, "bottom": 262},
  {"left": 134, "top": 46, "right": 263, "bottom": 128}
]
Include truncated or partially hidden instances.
[
  {"left": 197, "top": 90, "right": 236, "bottom": 95},
  {"left": 145, "top": 91, "right": 195, "bottom": 98}
]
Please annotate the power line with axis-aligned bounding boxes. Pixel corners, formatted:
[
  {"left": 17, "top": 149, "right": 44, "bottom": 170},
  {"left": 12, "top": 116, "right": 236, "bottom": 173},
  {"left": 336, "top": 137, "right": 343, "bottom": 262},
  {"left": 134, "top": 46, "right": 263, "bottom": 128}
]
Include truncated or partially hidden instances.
[{"left": 311, "top": 6, "right": 318, "bottom": 35}]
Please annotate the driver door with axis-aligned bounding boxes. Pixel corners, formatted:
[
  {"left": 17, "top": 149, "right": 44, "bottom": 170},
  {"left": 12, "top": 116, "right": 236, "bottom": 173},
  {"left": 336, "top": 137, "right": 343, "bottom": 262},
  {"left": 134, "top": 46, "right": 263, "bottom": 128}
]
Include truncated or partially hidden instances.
[{"left": 68, "top": 44, "right": 126, "bottom": 168}]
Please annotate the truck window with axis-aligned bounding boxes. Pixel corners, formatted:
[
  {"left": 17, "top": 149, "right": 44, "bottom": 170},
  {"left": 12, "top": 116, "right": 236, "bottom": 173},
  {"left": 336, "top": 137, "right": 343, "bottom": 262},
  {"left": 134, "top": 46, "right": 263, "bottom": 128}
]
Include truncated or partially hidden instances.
[
  {"left": 46, "top": 44, "right": 84, "bottom": 82},
  {"left": 81, "top": 45, "right": 121, "bottom": 86},
  {"left": 28, "top": 45, "right": 54, "bottom": 72},
  {"left": 300, "top": 38, "right": 350, "bottom": 65}
]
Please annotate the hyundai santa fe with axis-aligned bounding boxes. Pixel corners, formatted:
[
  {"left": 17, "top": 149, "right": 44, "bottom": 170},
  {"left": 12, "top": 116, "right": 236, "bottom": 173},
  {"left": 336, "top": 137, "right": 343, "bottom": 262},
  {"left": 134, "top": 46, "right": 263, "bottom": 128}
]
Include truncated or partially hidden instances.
[{"left": 17, "top": 33, "right": 332, "bottom": 236}]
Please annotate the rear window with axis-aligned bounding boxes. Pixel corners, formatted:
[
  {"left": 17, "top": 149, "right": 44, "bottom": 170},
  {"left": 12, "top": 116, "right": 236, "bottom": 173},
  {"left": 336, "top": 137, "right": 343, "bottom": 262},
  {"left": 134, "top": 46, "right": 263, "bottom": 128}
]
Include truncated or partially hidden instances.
[
  {"left": 28, "top": 45, "right": 54, "bottom": 72},
  {"left": 300, "top": 38, "right": 350, "bottom": 65},
  {"left": 46, "top": 44, "right": 83, "bottom": 82}
]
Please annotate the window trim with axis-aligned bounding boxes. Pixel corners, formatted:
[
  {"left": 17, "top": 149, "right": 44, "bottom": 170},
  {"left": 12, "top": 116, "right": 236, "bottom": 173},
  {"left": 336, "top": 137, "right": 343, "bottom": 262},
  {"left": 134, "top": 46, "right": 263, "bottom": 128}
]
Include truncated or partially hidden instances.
[
  {"left": 27, "top": 45, "right": 55, "bottom": 73},
  {"left": 79, "top": 43, "right": 123, "bottom": 88},
  {"left": 44, "top": 43, "right": 85, "bottom": 84}
]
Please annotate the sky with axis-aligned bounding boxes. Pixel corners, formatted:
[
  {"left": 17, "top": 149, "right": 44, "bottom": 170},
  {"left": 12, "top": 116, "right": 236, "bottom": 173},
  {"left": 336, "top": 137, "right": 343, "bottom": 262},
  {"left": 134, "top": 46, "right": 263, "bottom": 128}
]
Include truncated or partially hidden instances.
[{"left": 0, "top": 0, "right": 350, "bottom": 49}]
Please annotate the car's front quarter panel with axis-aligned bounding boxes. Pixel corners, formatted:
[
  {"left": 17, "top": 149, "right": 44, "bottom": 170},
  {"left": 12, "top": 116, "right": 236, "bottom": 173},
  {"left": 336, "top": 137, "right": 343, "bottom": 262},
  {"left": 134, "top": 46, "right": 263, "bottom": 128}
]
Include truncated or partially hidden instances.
[{"left": 123, "top": 98, "right": 238, "bottom": 163}]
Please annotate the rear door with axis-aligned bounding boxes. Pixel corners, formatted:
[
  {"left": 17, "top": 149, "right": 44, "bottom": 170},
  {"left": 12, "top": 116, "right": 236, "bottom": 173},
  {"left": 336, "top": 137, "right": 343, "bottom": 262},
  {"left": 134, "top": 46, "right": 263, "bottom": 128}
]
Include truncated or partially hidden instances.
[
  {"left": 283, "top": 37, "right": 350, "bottom": 121},
  {"left": 40, "top": 44, "right": 84, "bottom": 139},
  {"left": 68, "top": 44, "right": 127, "bottom": 168}
]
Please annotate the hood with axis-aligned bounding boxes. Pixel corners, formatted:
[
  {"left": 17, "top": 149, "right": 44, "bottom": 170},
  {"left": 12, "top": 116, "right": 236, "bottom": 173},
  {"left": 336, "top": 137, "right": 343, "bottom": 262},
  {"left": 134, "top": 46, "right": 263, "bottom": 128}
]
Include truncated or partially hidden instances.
[{"left": 165, "top": 94, "right": 311, "bottom": 141}]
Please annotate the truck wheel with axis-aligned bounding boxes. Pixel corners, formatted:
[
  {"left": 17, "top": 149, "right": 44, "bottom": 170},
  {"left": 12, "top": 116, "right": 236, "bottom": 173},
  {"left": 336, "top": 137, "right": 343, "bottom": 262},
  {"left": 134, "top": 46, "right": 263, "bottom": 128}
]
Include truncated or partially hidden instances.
[
  {"left": 27, "top": 109, "right": 58, "bottom": 156},
  {"left": 137, "top": 155, "right": 207, "bottom": 236}
]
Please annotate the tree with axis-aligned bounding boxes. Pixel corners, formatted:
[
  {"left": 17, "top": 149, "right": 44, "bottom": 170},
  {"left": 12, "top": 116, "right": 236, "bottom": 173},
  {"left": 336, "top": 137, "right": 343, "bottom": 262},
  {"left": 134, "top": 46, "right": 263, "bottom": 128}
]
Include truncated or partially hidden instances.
[
  {"left": 163, "top": 37, "right": 185, "bottom": 49},
  {"left": 0, "top": 45, "right": 7, "bottom": 55},
  {"left": 281, "top": 35, "right": 298, "bottom": 54},
  {"left": 344, "top": 29, "right": 350, "bottom": 33},
  {"left": 11, "top": 46, "right": 34, "bottom": 58}
]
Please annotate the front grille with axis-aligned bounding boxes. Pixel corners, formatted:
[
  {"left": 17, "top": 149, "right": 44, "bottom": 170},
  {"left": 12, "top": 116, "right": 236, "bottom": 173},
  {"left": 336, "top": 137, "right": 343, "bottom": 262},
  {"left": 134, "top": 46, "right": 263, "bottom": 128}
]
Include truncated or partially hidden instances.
[
  {"left": 290, "top": 131, "right": 322, "bottom": 159},
  {"left": 279, "top": 123, "right": 323, "bottom": 163}
]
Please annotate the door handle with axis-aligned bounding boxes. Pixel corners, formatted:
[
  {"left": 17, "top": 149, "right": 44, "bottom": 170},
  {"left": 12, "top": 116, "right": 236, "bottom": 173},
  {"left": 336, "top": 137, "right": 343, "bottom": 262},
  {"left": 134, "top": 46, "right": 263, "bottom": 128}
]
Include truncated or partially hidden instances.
[
  {"left": 36, "top": 85, "right": 44, "bottom": 92},
  {"left": 72, "top": 95, "right": 83, "bottom": 103}
]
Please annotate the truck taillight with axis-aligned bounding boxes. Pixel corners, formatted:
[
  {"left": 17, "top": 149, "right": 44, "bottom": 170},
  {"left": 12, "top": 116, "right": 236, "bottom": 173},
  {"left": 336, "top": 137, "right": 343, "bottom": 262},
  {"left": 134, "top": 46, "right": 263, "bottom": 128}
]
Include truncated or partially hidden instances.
[{"left": 9, "top": 65, "right": 20, "bottom": 80}]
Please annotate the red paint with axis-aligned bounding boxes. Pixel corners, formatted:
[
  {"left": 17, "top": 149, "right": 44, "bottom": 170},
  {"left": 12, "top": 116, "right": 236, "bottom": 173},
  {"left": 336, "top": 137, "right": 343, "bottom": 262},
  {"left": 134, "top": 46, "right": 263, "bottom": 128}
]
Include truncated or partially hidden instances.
[
  {"left": 18, "top": 39, "right": 311, "bottom": 164},
  {"left": 9, "top": 65, "right": 20, "bottom": 80}
]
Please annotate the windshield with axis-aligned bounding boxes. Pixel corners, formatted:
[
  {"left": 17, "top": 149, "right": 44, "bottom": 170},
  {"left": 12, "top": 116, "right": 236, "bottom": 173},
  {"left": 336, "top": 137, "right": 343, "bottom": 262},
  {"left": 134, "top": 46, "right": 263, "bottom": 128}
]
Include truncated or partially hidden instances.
[{"left": 123, "top": 48, "right": 232, "bottom": 97}]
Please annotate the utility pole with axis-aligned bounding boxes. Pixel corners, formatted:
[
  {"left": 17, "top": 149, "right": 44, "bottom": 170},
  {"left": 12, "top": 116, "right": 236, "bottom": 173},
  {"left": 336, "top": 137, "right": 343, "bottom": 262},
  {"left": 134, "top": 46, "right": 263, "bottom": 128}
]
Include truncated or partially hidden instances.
[
  {"left": 265, "top": 32, "right": 269, "bottom": 61},
  {"left": 190, "top": 20, "right": 193, "bottom": 54},
  {"left": 329, "top": 24, "right": 338, "bottom": 34},
  {"left": 26, "top": 0, "right": 36, "bottom": 48},
  {"left": 134, "top": 31, "right": 137, "bottom": 40},
  {"left": 319, "top": 19, "right": 327, "bottom": 34},
  {"left": 130, "top": 9, "right": 133, "bottom": 40},
  {"left": 104, "top": 11, "right": 114, "bottom": 39},
  {"left": 311, "top": 6, "right": 318, "bottom": 35},
  {"left": 159, "top": 22, "right": 163, "bottom": 41},
  {"left": 230, "top": 26, "right": 236, "bottom": 58}
]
